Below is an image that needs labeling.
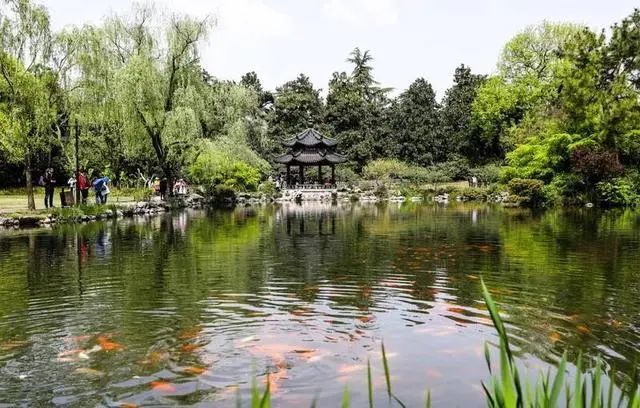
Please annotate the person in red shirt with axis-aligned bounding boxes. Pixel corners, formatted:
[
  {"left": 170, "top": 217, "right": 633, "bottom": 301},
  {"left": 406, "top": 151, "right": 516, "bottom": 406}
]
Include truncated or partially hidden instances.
[{"left": 78, "top": 170, "right": 90, "bottom": 205}]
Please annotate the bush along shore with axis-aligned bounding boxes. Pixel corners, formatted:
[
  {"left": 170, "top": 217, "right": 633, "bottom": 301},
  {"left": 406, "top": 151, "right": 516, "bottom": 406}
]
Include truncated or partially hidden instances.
[
  {"left": 0, "top": 177, "right": 625, "bottom": 230},
  {"left": 0, "top": 194, "right": 206, "bottom": 229}
]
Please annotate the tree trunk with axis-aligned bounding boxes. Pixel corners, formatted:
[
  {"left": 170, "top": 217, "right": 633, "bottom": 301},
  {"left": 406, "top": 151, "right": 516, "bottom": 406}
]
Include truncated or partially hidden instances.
[{"left": 25, "top": 150, "right": 35, "bottom": 211}]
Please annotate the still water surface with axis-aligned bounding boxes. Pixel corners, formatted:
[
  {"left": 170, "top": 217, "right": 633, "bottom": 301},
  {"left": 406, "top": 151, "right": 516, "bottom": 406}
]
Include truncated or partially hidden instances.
[{"left": 0, "top": 203, "right": 639, "bottom": 407}]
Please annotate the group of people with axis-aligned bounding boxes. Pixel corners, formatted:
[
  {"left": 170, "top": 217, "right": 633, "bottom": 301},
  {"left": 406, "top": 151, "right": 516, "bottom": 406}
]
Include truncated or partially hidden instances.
[
  {"left": 151, "top": 177, "right": 189, "bottom": 201},
  {"left": 38, "top": 168, "right": 111, "bottom": 208},
  {"left": 39, "top": 170, "right": 192, "bottom": 208}
]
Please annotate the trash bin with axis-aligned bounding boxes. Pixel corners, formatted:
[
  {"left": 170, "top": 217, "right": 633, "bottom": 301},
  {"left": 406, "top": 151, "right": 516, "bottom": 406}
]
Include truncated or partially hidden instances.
[{"left": 60, "top": 189, "right": 75, "bottom": 207}]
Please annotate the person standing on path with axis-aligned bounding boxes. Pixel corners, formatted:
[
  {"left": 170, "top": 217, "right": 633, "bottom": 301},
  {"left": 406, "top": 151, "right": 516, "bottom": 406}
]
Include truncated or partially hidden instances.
[
  {"left": 159, "top": 178, "right": 168, "bottom": 201},
  {"left": 78, "top": 170, "right": 90, "bottom": 205},
  {"left": 39, "top": 168, "right": 56, "bottom": 208}
]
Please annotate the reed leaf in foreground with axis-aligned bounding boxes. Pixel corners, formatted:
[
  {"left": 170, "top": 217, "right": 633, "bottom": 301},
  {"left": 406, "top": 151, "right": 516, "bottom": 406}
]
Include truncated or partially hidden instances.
[{"left": 481, "top": 278, "right": 640, "bottom": 408}]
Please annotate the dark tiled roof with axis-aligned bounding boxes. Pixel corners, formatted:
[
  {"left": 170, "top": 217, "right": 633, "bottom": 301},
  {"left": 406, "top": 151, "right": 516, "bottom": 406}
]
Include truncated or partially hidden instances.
[
  {"left": 275, "top": 148, "right": 347, "bottom": 165},
  {"left": 282, "top": 128, "right": 338, "bottom": 148}
]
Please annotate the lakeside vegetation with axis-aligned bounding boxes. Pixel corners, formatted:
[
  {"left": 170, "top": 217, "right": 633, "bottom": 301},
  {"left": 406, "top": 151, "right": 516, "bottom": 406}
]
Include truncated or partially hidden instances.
[{"left": 0, "top": 1, "right": 639, "bottom": 210}]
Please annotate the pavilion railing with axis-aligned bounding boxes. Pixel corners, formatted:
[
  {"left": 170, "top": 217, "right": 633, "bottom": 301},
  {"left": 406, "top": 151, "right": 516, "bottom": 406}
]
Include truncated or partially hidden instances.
[{"left": 288, "top": 183, "right": 336, "bottom": 190}]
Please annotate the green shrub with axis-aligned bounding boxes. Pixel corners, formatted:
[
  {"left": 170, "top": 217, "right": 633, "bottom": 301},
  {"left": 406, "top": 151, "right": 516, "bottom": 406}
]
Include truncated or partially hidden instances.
[
  {"left": 596, "top": 177, "right": 639, "bottom": 207},
  {"left": 363, "top": 159, "right": 412, "bottom": 180},
  {"left": 433, "top": 155, "right": 470, "bottom": 180},
  {"left": 131, "top": 188, "right": 152, "bottom": 202},
  {"left": 188, "top": 139, "right": 269, "bottom": 191},
  {"left": 457, "top": 187, "right": 488, "bottom": 202},
  {"left": 502, "top": 133, "right": 580, "bottom": 182},
  {"left": 471, "top": 163, "right": 502, "bottom": 184},
  {"left": 257, "top": 181, "right": 276, "bottom": 196},
  {"left": 336, "top": 167, "right": 361, "bottom": 185},
  {"left": 507, "top": 178, "right": 546, "bottom": 207},
  {"left": 543, "top": 174, "right": 583, "bottom": 206},
  {"left": 209, "top": 185, "right": 236, "bottom": 205},
  {"left": 373, "top": 183, "right": 389, "bottom": 199}
]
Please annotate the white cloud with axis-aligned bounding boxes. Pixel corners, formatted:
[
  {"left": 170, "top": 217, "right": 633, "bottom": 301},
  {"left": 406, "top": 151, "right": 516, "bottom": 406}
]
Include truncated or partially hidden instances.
[
  {"left": 323, "top": 0, "right": 399, "bottom": 27},
  {"left": 152, "top": 0, "right": 294, "bottom": 82},
  {"left": 155, "top": 0, "right": 293, "bottom": 40}
]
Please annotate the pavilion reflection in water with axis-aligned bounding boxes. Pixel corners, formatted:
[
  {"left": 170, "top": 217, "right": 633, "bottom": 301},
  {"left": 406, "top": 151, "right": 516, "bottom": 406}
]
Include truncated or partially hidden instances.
[{"left": 277, "top": 202, "right": 340, "bottom": 236}]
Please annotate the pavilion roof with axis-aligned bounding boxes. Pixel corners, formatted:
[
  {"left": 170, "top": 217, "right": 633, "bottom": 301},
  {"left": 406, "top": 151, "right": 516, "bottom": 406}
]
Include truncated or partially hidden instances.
[
  {"left": 275, "top": 148, "right": 347, "bottom": 166},
  {"left": 282, "top": 128, "right": 338, "bottom": 148}
]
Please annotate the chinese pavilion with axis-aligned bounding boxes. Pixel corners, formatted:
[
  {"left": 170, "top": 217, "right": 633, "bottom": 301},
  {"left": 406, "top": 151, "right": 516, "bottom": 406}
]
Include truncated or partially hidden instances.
[{"left": 275, "top": 128, "right": 347, "bottom": 188}]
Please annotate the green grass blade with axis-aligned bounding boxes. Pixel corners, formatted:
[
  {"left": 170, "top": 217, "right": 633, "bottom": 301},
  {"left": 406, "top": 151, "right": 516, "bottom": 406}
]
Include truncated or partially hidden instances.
[
  {"left": 259, "top": 374, "right": 271, "bottom": 408},
  {"left": 484, "top": 342, "right": 493, "bottom": 375},
  {"left": 574, "top": 353, "right": 583, "bottom": 408},
  {"left": 493, "top": 377, "right": 506, "bottom": 407},
  {"left": 341, "top": 385, "right": 350, "bottom": 408},
  {"left": 481, "top": 380, "right": 496, "bottom": 408},
  {"left": 381, "top": 342, "right": 392, "bottom": 398},
  {"left": 367, "top": 359, "right": 373, "bottom": 408},
  {"left": 591, "top": 360, "right": 602, "bottom": 408},
  {"left": 499, "top": 340, "right": 517, "bottom": 406},
  {"left": 251, "top": 376, "right": 260, "bottom": 408},
  {"left": 426, "top": 390, "right": 431, "bottom": 408},
  {"left": 481, "top": 279, "right": 513, "bottom": 362},
  {"left": 607, "top": 365, "right": 615, "bottom": 408},
  {"left": 512, "top": 359, "right": 524, "bottom": 406},
  {"left": 548, "top": 352, "right": 567, "bottom": 407},
  {"left": 392, "top": 394, "right": 408, "bottom": 408}
]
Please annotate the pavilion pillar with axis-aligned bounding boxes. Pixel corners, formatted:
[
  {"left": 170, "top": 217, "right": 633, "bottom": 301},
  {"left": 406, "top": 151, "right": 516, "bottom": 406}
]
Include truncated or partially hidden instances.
[
  {"left": 286, "top": 165, "right": 291, "bottom": 188},
  {"left": 300, "top": 166, "right": 304, "bottom": 185},
  {"left": 331, "top": 165, "right": 336, "bottom": 186},
  {"left": 318, "top": 165, "right": 322, "bottom": 185}
]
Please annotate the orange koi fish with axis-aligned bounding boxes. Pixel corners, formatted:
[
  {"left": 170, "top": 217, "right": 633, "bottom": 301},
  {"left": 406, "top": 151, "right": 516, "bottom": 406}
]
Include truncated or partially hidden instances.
[
  {"left": 182, "top": 366, "right": 207, "bottom": 376},
  {"left": 150, "top": 380, "right": 176, "bottom": 393},
  {"left": 180, "top": 343, "right": 201, "bottom": 353},
  {"left": 97, "top": 335, "right": 124, "bottom": 352},
  {"left": 178, "top": 325, "right": 202, "bottom": 341}
]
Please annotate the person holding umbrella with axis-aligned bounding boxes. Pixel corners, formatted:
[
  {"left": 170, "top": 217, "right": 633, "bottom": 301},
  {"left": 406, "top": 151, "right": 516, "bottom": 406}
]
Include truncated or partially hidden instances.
[{"left": 92, "top": 175, "right": 111, "bottom": 204}]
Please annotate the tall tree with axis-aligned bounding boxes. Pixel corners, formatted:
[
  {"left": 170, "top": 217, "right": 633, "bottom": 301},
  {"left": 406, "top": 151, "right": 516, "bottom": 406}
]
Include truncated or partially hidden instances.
[
  {"left": 0, "top": 0, "right": 64, "bottom": 210},
  {"left": 268, "top": 73, "right": 324, "bottom": 150},
  {"left": 440, "top": 65, "right": 486, "bottom": 162},
  {"left": 390, "top": 78, "right": 441, "bottom": 166},
  {"left": 110, "top": 5, "right": 212, "bottom": 183},
  {"left": 472, "top": 22, "right": 583, "bottom": 159},
  {"left": 240, "top": 71, "right": 273, "bottom": 109},
  {"left": 326, "top": 48, "right": 391, "bottom": 171}
]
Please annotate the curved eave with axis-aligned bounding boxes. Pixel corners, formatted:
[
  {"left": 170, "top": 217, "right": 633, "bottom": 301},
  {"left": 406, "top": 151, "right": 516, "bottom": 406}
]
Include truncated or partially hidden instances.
[
  {"left": 274, "top": 154, "right": 294, "bottom": 164},
  {"left": 275, "top": 152, "right": 347, "bottom": 166},
  {"left": 282, "top": 139, "right": 338, "bottom": 148},
  {"left": 282, "top": 128, "right": 339, "bottom": 148}
]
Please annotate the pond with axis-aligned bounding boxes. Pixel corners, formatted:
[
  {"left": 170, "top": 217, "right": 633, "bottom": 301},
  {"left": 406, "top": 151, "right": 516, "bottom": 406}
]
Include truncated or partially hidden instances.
[{"left": 0, "top": 203, "right": 639, "bottom": 407}]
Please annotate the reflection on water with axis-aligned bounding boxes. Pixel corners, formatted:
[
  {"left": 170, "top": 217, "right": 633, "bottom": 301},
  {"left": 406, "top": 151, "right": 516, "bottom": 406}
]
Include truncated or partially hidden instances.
[{"left": 0, "top": 203, "right": 639, "bottom": 406}]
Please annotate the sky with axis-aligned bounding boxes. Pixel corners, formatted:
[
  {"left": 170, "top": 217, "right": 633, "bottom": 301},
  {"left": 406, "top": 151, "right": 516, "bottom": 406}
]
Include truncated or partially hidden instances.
[{"left": 39, "top": 0, "right": 639, "bottom": 99}]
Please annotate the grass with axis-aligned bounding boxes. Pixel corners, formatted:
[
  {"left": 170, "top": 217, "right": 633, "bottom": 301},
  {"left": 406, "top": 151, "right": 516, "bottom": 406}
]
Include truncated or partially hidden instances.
[
  {"left": 235, "top": 279, "right": 640, "bottom": 407},
  {"left": 0, "top": 188, "right": 138, "bottom": 215}
]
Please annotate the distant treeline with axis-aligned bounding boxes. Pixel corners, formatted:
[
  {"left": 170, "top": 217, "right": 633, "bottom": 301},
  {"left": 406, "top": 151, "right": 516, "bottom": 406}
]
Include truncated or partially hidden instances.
[{"left": 1, "top": 1, "right": 639, "bottom": 208}]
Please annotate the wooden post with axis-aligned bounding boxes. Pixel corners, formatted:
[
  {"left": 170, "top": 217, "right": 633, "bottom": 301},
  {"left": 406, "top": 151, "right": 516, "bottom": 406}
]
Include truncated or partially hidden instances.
[
  {"left": 318, "top": 165, "right": 322, "bottom": 185},
  {"left": 300, "top": 166, "right": 304, "bottom": 185},
  {"left": 286, "top": 165, "right": 290, "bottom": 187},
  {"left": 331, "top": 165, "right": 335, "bottom": 186}
]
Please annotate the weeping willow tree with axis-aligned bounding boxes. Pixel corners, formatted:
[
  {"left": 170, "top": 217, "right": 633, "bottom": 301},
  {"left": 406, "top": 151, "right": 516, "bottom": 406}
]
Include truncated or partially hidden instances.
[
  {"left": 71, "top": 4, "right": 214, "bottom": 185},
  {"left": 0, "top": 0, "right": 56, "bottom": 210}
]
